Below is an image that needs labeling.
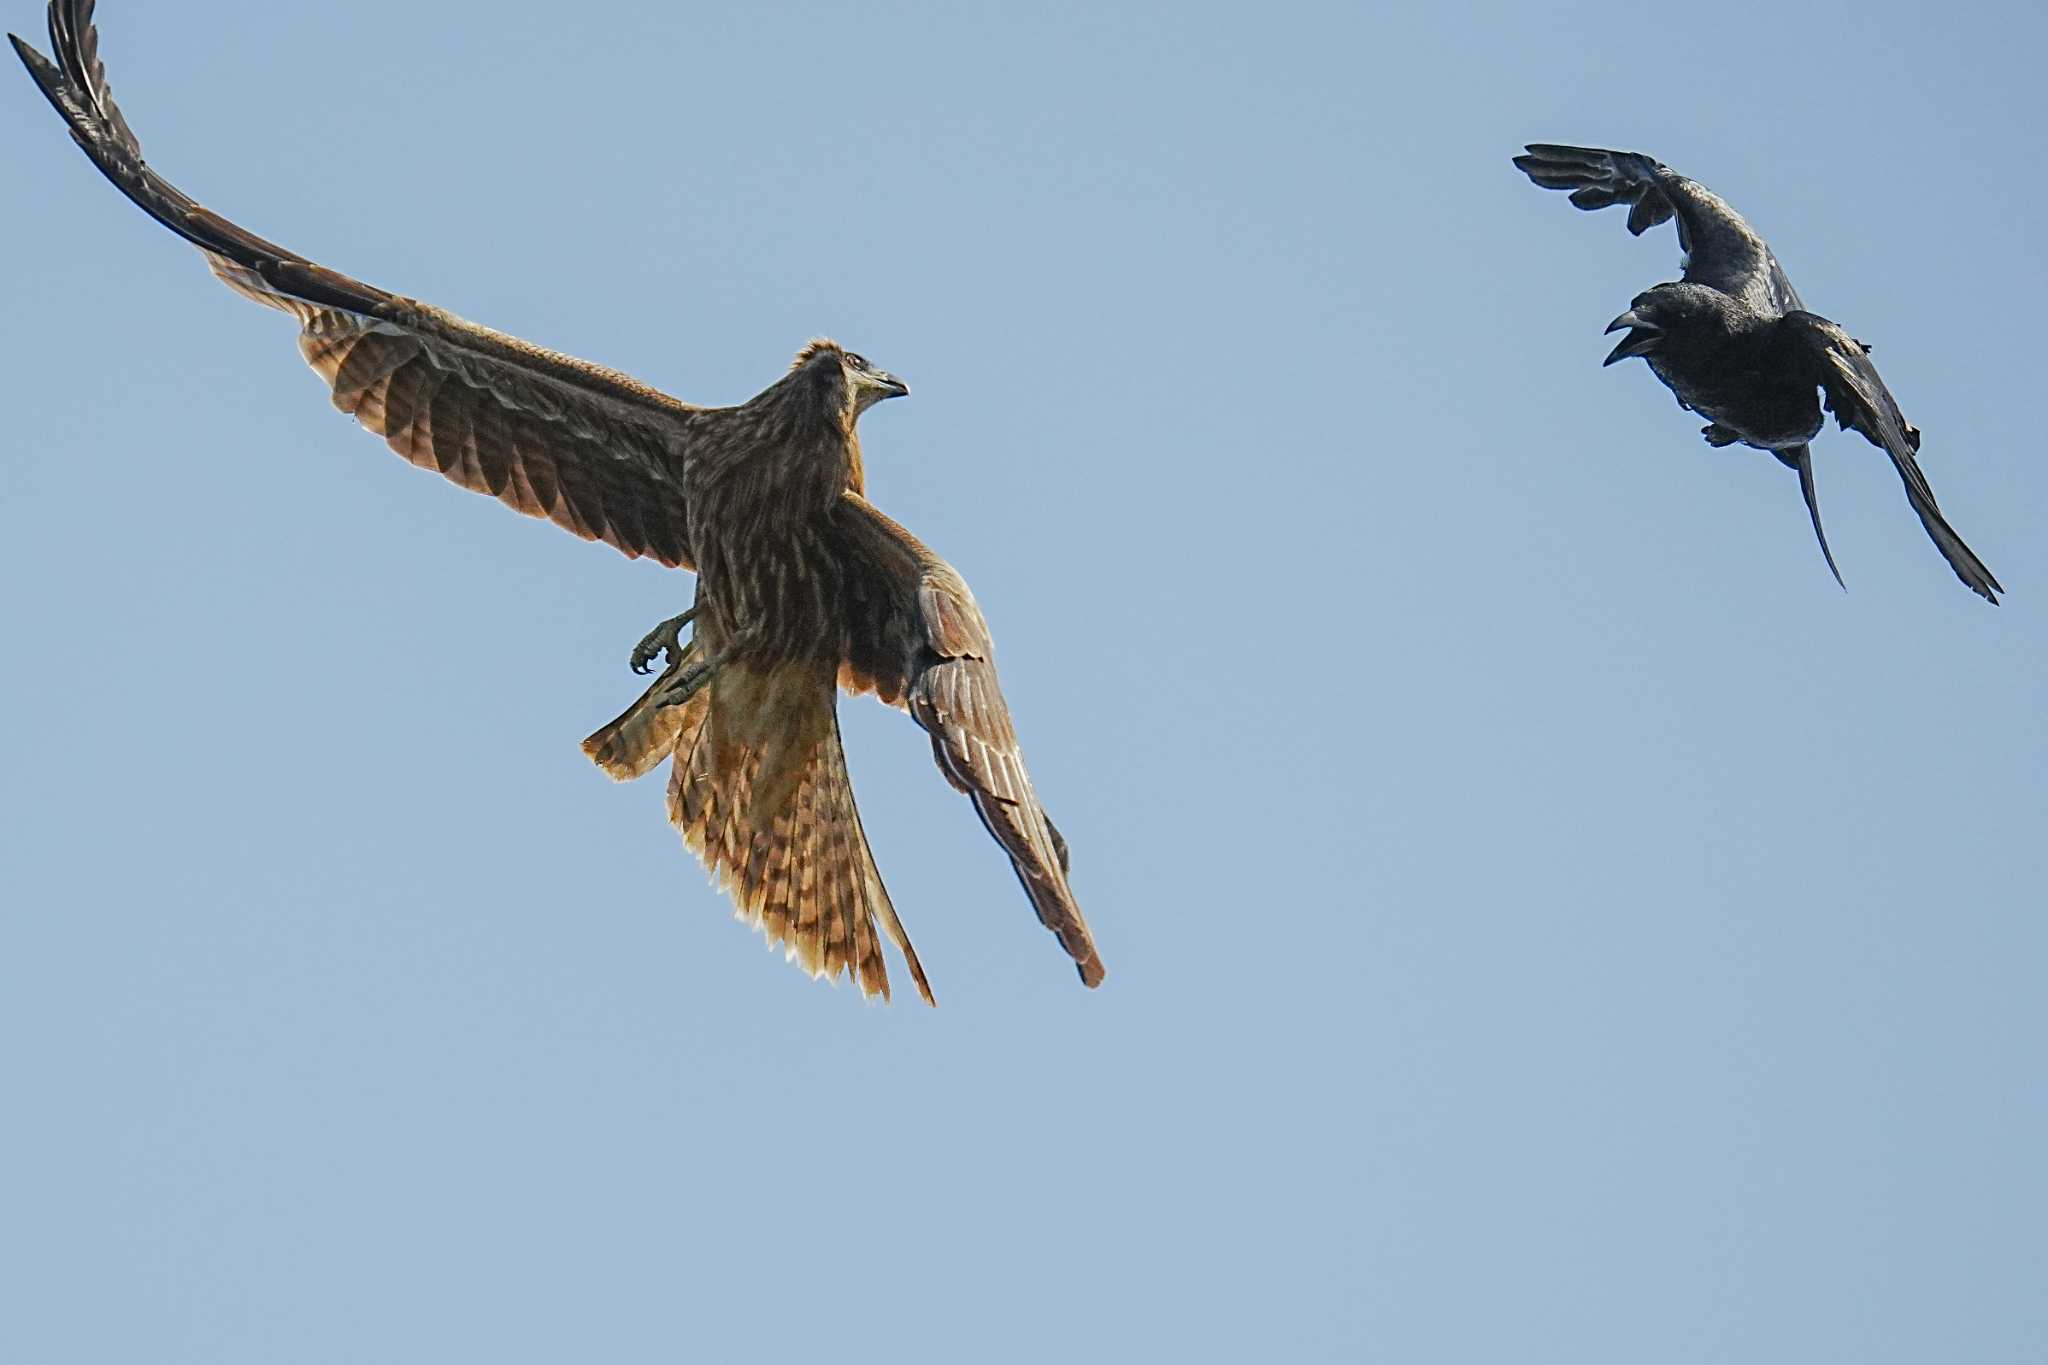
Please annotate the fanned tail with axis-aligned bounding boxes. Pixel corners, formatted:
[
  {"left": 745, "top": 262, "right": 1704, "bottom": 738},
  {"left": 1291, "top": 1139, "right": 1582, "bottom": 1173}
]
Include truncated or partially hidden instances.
[{"left": 665, "top": 664, "right": 933, "bottom": 1006}]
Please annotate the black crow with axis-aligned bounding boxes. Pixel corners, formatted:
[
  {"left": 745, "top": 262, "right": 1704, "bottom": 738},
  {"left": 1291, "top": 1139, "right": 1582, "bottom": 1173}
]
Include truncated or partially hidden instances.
[{"left": 1514, "top": 144, "right": 2001, "bottom": 604}]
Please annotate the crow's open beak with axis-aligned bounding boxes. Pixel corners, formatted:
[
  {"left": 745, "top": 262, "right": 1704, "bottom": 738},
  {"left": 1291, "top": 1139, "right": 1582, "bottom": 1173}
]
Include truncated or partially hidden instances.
[{"left": 1602, "top": 310, "right": 1663, "bottom": 366}]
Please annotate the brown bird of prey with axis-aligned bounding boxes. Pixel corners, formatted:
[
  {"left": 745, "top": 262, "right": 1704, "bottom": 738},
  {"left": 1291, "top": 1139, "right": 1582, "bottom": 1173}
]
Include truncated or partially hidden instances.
[{"left": 13, "top": 0, "right": 1104, "bottom": 1003}]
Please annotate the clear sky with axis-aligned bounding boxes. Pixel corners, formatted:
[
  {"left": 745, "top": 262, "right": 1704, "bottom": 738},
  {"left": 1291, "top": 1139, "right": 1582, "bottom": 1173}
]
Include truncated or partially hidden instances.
[{"left": 2, "top": 1, "right": 2042, "bottom": 1360}]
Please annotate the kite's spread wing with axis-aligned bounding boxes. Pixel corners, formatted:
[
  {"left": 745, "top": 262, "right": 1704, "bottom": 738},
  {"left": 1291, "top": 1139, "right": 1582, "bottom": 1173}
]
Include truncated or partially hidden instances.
[
  {"left": 835, "top": 494, "right": 1103, "bottom": 987},
  {"left": 13, "top": 0, "right": 698, "bottom": 566}
]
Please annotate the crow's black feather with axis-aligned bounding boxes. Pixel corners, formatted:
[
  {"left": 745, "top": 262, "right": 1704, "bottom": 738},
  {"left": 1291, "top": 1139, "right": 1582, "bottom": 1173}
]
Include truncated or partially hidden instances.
[{"left": 1515, "top": 144, "right": 2001, "bottom": 603}]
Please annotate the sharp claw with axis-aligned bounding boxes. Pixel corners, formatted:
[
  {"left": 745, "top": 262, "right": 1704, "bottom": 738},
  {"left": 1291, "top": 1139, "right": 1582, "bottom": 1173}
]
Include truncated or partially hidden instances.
[
  {"left": 657, "top": 649, "right": 727, "bottom": 710},
  {"left": 626, "top": 608, "right": 697, "bottom": 676}
]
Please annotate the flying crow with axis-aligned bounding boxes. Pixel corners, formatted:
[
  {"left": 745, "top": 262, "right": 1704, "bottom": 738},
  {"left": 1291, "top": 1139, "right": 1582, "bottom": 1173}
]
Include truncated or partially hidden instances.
[{"left": 1514, "top": 144, "right": 2002, "bottom": 604}]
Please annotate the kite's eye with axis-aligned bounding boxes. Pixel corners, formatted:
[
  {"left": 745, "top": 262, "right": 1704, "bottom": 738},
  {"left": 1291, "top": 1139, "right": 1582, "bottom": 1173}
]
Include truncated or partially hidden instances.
[{"left": 844, "top": 353, "right": 868, "bottom": 372}]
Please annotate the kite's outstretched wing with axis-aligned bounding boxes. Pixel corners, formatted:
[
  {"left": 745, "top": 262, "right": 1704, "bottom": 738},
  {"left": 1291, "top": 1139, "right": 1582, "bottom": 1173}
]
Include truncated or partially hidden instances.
[
  {"left": 12, "top": 0, "right": 698, "bottom": 567},
  {"left": 1780, "top": 313, "right": 2002, "bottom": 604},
  {"left": 1514, "top": 144, "right": 1804, "bottom": 316},
  {"left": 834, "top": 494, "right": 1104, "bottom": 987}
]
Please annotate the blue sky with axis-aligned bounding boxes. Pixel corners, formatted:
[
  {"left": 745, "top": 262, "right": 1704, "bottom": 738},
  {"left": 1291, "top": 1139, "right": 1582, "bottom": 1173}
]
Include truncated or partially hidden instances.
[{"left": 2, "top": 1, "right": 2042, "bottom": 1360}]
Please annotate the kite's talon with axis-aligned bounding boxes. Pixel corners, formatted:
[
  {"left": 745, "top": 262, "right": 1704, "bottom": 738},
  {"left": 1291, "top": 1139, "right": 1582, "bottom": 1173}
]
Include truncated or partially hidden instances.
[
  {"left": 630, "top": 608, "right": 697, "bottom": 675},
  {"left": 658, "top": 649, "right": 727, "bottom": 709}
]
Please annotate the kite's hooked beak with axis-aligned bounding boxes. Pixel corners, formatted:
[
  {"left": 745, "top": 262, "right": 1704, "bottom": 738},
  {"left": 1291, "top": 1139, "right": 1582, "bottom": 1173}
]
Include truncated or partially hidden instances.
[
  {"left": 849, "top": 367, "right": 909, "bottom": 414},
  {"left": 1602, "top": 309, "right": 1663, "bottom": 366}
]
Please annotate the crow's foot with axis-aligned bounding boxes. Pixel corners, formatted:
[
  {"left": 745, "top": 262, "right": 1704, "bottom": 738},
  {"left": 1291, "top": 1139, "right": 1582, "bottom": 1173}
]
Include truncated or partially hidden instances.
[{"left": 1701, "top": 423, "right": 1742, "bottom": 448}]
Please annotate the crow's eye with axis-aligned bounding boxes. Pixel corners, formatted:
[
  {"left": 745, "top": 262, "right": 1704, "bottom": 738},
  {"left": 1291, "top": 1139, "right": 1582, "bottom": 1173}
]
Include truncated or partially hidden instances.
[{"left": 844, "top": 353, "right": 868, "bottom": 372}]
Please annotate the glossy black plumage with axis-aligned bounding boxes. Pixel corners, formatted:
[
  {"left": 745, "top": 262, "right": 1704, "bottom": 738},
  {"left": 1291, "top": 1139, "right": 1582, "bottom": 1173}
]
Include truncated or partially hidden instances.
[{"left": 1515, "top": 144, "right": 2002, "bottom": 604}]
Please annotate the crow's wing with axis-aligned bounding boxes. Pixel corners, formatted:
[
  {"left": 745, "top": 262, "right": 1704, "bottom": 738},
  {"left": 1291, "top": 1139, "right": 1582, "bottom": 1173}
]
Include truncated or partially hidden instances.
[
  {"left": 12, "top": 0, "right": 697, "bottom": 567},
  {"left": 1782, "top": 314, "right": 2002, "bottom": 603},
  {"left": 1514, "top": 144, "right": 1804, "bottom": 316},
  {"left": 833, "top": 494, "right": 1103, "bottom": 987}
]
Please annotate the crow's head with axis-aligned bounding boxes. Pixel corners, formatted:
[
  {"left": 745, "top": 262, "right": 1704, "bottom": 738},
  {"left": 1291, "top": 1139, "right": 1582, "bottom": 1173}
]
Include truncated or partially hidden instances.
[
  {"left": 1602, "top": 283, "right": 1730, "bottom": 366},
  {"left": 790, "top": 339, "right": 909, "bottom": 418}
]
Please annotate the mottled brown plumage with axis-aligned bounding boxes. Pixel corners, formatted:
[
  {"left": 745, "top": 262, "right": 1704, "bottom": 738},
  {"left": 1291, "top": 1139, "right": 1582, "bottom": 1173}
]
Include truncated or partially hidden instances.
[
  {"left": 15, "top": 0, "right": 1104, "bottom": 1003},
  {"left": 580, "top": 346, "right": 1104, "bottom": 1002}
]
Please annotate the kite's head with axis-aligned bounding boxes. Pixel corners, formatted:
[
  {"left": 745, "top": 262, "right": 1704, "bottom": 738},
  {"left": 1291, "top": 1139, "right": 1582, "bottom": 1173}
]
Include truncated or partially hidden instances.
[{"left": 791, "top": 338, "right": 909, "bottom": 418}]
